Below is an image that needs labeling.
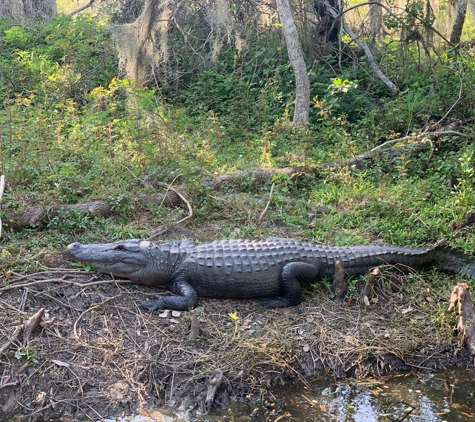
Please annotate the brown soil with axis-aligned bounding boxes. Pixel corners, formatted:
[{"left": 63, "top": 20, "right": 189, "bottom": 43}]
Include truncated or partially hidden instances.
[{"left": 0, "top": 237, "right": 471, "bottom": 421}]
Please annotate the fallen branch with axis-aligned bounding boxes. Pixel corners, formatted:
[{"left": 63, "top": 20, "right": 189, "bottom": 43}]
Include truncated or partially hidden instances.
[
  {"left": 0, "top": 275, "right": 133, "bottom": 293},
  {"left": 3, "top": 201, "right": 111, "bottom": 230},
  {"left": 448, "top": 283, "right": 475, "bottom": 355},
  {"left": 69, "top": 0, "right": 96, "bottom": 16},
  {"left": 369, "top": 131, "right": 465, "bottom": 153},
  {"left": 3, "top": 191, "right": 184, "bottom": 231}
]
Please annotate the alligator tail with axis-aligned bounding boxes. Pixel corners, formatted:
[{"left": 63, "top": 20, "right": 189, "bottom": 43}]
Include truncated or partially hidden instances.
[{"left": 433, "top": 245, "right": 475, "bottom": 278}]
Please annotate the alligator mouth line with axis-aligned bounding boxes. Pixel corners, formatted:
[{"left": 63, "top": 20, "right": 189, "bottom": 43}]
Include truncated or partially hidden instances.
[{"left": 81, "top": 260, "right": 123, "bottom": 267}]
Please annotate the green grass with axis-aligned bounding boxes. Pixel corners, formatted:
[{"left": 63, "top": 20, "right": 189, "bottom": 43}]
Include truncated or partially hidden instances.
[{"left": 0, "top": 14, "right": 474, "bottom": 275}]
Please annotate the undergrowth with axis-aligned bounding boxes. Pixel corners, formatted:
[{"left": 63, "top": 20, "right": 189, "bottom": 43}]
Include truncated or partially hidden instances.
[{"left": 0, "top": 13, "right": 474, "bottom": 266}]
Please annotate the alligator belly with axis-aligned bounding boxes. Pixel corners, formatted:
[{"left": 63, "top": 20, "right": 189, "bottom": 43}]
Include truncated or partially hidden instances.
[{"left": 186, "top": 266, "right": 283, "bottom": 299}]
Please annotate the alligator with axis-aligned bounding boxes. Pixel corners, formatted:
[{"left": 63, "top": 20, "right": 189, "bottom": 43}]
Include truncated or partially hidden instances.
[{"left": 67, "top": 238, "right": 475, "bottom": 311}]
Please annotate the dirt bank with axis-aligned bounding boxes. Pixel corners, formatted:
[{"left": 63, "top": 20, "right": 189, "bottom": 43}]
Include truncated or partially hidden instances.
[{"left": 0, "top": 253, "right": 470, "bottom": 421}]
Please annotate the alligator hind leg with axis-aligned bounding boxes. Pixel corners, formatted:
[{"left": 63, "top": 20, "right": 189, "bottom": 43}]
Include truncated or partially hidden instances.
[
  {"left": 138, "top": 279, "right": 198, "bottom": 311},
  {"left": 259, "top": 262, "right": 319, "bottom": 308}
]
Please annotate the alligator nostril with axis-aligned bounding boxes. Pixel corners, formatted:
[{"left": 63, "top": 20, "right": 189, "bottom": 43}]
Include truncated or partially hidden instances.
[{"left": 67, "top": 242, "right": 80, "bottom": 252}]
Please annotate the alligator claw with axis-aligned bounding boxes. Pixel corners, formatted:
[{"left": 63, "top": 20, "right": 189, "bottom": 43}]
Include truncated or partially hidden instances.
[{"left": 137, "top": 298, "right": 165, "bottom": 312}]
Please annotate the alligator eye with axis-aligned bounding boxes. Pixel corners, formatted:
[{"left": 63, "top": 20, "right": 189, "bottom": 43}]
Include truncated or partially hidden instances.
[{"left": 115, "top": 245, "right": 125, "bottom": 250}]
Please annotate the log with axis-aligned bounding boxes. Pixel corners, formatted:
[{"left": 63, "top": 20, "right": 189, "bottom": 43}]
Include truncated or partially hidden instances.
[
  {"left": 4, "top": 191, "right": 184, "bottom": 230},
  {"left": 449, "top": 209, "right": 475, "bottom": 230},
  {"left": 209, "top": 142, "right": 431, "bottom": 190},
  {"left": 18, "top": 201, "right": 111, "bottom": 227}
]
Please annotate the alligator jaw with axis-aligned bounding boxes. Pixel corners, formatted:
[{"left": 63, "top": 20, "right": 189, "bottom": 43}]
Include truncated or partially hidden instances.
[{"left": 67, "top": 240, "right": 147, "bottom": 279}]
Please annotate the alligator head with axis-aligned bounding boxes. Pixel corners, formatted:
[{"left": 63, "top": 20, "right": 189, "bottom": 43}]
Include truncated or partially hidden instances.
[{"left": 67, "top": 239, "right": 179, "bottom": 285}]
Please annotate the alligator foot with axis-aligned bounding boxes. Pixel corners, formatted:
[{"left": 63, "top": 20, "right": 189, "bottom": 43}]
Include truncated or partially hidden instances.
[
  {"left": 259, "top": 297, "right": 296, "bottom": 308},
  {"left": 137, "top": 298, "right": 165, "bottom": 312}
]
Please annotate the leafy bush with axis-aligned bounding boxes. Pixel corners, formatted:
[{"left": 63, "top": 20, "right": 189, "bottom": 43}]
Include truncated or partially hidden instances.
[{"left": 0, "top": 14, "right": 117, "bottom": 107}]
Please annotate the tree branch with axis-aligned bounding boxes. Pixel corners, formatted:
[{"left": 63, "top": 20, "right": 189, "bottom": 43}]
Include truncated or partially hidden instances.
[
  {"left": 68, "top": 0, "right": 97, "bottom": 17},
  {"left": 323, "top": 0, "right": 398, "bottom": 94},
  {"left": 340, "top": 2, "right": 451, "bottom": 45}
]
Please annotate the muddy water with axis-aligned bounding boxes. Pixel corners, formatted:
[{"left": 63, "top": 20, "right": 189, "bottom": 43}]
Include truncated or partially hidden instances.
[{"left": 204, "top": 368, "right": 475, "bottom": 421}]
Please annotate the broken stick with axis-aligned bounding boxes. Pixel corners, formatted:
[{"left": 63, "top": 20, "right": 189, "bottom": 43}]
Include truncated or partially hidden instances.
[
  {"left": 202, "top": 369, "right": 224, "bottom": 413},
  {"left": 361, "top": 268, "right": 381, "bottom": 306},
  {"left": 188, "top": 309, "right": 199, "bottom": 341},
  {"left": 0, "top": 308, "right": 45, "bottom": 356},
  {"left": 332, "top": 260, "right": 347, "bottom": 302},
  {"left": 448, "top": 283, "right": 475, "bottom": 355}
]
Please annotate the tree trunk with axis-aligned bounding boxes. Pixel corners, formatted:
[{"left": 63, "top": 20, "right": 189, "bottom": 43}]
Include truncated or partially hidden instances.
[
  {"left": 314, "top": 0, "right": 341, "bottom": 43},
  {"left": 369, "top": 0, "right": 383, "bottom": 39},
  {"left": 0, "top": 0, "right": 56, "bottom": 22},
  {"left": 450, "top": 0, "right": 468, "bottom": 45},
  {"left": 275, "top": 0, "right": 310, "bottom": 125}
]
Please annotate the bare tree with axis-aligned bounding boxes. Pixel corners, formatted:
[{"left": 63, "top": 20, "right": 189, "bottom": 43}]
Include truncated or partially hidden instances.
[
  {"left": 450, "top": 0, "right": 468, "bottom": 45},
  {"left": 275, "top": 0, "right": 310, "bottom": 125},
  {"left": 0, "top": 0, "right": 56, "bottom": 22}
]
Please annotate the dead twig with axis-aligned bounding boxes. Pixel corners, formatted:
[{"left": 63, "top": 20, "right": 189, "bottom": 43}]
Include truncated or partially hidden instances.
[
  {"left": 257, "top": 183, "right": 275, "bottom": 225},
  {"left": 148, "top": 182, "right": 193, "bottom": 239},
  {"left": 19, "top": 287, "right": 29, "bottom": 312},
  {"left": 73, "top": 295, "right": 121, "bottom": 339}
]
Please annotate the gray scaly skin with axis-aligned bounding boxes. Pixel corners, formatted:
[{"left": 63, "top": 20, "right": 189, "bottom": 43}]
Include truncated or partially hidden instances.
[{"left": 67, "top": 237, "right": 475, "bottom": 311}]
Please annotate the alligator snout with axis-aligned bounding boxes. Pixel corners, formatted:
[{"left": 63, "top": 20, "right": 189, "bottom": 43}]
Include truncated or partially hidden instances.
[
  {"left": 67, "top": 242, "right": 81, "bottom": 253},
  {"left": 67, "top": 242, "right": 87, "bottom": 259}
]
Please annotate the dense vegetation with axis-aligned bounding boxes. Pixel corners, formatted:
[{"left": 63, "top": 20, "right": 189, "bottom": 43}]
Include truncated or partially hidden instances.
[{"left": 0, "top": 11, "right": 474, "bottom": 274}]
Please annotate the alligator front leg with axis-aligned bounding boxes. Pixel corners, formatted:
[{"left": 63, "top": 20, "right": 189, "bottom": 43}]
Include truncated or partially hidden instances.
[
  {"left": 138, "top": 279, "right": 198, "bottom": 312},
  {"left": 259, "top": 262, "right": 320, "bottom": 308}
]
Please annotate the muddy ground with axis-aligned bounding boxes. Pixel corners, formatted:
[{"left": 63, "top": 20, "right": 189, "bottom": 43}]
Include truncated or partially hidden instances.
[{"left": 0, "top": 231, "right": 473, "bottom": 421}]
